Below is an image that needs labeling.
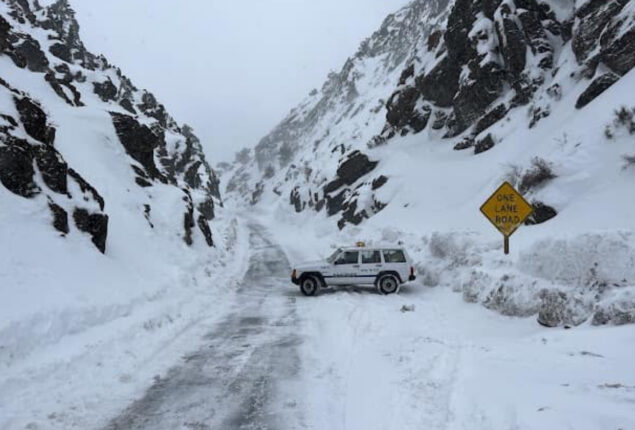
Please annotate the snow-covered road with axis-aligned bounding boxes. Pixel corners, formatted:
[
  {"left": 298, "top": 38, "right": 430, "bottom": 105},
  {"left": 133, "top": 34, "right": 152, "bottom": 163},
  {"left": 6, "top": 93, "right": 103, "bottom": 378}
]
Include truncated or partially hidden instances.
[
  {"left": 104, "top": 224, "right": 303, "bottom": 429},
  {"left": 99, "top": 224, "right": 635, "bottom": 430}
]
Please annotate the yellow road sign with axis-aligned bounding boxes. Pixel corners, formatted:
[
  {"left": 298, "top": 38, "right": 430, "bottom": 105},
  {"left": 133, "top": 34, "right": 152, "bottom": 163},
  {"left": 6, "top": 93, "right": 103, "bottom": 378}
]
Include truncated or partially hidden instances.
[{"left": 480, "top": 182, "right": 533, "bottom": 238}]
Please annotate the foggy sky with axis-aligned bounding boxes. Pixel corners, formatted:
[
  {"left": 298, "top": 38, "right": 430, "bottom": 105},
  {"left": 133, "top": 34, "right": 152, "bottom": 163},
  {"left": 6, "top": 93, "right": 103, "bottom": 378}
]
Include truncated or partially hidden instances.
[{"left": 70, "top": 0, "right": 411, "bottom": 163}]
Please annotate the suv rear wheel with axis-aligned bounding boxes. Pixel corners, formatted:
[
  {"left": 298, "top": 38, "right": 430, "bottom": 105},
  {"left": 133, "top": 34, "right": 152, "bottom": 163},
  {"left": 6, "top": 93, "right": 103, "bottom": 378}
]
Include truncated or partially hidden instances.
[
  {"left": 300, "top": 275, "right": 319, "bottom": 296},
  {"left": 377, "top": 273, "right": 399, "bottom": 295}
]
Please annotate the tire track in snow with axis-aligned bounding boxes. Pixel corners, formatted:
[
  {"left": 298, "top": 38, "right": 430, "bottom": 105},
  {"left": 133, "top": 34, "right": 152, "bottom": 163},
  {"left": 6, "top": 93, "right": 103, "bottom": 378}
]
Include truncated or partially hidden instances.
[{"left": 103, "top": 224, "right": 303, "bottom": 430}]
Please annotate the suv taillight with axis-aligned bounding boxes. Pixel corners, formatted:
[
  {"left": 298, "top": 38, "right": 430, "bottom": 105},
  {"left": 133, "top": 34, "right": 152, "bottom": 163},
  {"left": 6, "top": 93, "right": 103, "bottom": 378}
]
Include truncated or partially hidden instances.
[
  {"left": 292, "top": 269, "right": 297, "bottom": 278},
  {"left": 410, "top": 266, "right": 415, "bottom": 277}
]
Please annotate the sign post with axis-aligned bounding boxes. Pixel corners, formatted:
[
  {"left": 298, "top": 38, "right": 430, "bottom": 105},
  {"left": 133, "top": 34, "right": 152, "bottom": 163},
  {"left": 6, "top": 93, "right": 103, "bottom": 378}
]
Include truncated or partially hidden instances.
[{"left": 480, "top": 182, "right": 533, "bottom": 255}]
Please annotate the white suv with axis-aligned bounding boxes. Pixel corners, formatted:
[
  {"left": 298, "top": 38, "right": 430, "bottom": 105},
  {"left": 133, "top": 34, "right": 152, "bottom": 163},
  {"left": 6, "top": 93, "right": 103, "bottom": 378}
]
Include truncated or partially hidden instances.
[{"left": 291, "top": 246, "right": 416, "bottom": 296}]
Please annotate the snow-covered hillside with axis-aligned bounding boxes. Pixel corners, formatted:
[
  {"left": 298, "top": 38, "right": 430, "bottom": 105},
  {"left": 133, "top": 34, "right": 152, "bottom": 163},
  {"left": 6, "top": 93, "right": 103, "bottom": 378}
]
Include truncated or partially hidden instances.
[
  {"left": 0, "top": 1, "right": 247, "bottom": 421},
  {"left": 225, "top": 0, "right": 635, "bottom": 326}
]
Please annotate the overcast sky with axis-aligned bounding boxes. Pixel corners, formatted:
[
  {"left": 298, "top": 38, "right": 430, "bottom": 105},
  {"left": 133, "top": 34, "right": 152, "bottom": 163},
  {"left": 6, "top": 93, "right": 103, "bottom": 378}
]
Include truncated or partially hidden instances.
[{"left": 70, "top": 0, "right": 411, "bottom": 163}]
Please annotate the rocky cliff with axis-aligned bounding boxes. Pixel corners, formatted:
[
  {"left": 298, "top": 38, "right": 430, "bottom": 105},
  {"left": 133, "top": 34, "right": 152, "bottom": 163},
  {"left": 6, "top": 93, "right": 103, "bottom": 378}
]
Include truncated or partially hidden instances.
[
  {"left": 0, "top": 0, "right": 221, "bottom": 252},
  {"left": 225, "top": 0, "right": 633, "bottom": 230}
]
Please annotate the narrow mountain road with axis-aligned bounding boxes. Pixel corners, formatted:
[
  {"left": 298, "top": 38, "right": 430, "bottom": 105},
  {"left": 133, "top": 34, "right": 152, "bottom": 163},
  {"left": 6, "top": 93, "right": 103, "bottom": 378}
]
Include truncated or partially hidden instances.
[
  {"left": 102, "top": 224, "right": 635, "bottom": 430},
  {"left": 104, "top": 224, "right": 304, "bottom": 430}
]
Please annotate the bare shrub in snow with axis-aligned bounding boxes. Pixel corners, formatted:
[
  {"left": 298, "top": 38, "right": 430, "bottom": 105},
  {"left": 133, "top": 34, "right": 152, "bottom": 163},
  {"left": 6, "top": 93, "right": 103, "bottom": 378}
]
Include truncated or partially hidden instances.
[
  {"left": 592, "top": 288, "right": 635, "bottom": 326},
  {"left": 482, "top": 274, "right": 542, "bottom": 317},
  {"left": 519, "top": 157, "right": 557, "bottom": 194},
  {"left": 537, "top": 290, "right": 594, "bottom": 328},
  {"left": 605, "top": 106, "right": 635, "bottom": 140},
  {"left": 623, "top": 154, "right": 635, "bottom": 170},
  {"left": 614, "top": 106, "right": 635, "bottom": 134}
]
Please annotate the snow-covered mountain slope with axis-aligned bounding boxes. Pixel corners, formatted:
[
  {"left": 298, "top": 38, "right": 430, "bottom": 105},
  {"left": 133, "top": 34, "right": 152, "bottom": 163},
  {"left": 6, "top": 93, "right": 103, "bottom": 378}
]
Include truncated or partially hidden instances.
[
  {"left": 0, "top": 0, "right": 236, "bottom": 384},
  {"left": 225, "top": 0, "right": 635, "bottom": 326}
]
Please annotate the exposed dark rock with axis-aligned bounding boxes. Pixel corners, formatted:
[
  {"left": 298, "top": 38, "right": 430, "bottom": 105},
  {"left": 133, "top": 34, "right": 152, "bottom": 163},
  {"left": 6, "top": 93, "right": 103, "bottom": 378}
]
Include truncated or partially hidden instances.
[
  {"left": 44, "top": 71, "right": 83, "bottom": 107},
  {"left": 0, "top": 137, "right": 40, "bottom": 197},
  {"left": 525, "top": 201, "right": 558, "bottom": 225},
  {"left": 197, "top": 215, "right": 214, "bottom": 247},
  {"left": 323, "top": 178, "right": 345, "bottom": 194},
  {"left": 473, "top": 104, "right": 508, "bottom": 136},
  {"left": 326, "top": 190, "right": 347, "bottom": 217},
  {"left": 35, "top": 144, "right": 68, "bottom": 194},
  {"left": 119, "top": 98, "right": 136, "bottom": 114},
  {"left": 135, "top": 177, "right": 152, "bottom": 188},
  {"left": 110, "top": 112, "right": 164, "bottom": 180},
  {"left": 290, "top": 186, "right": 303, "bottom": 213},
  {"left": 372, "top": 175, "right": 388, "bottom": 190},
  {"left": 497, "top": 14, "right": 528, "bottom": 80},
  {"left": 453, "top": 63, "right": 505, "bottom": 134},
  {"left": 14, "top": 96, "right": 56, "bottom": 144},
  {"left": 197, "top": 197, "right": 215, "bottom": 221},
  {"left": 93, "top": 79, "right": 118, "bottom": 103},
  {"left": 453, "top": 137, "right": 474, "bottom": 151},
  {"left": 337, "top": 151, "right": 378, "bottom": 186},
  {"left": 600, "top": 23, "right": 635, "bottom": 76},
  {"left": 143, "top": 204, "right": 154, "bottom": 229},
  {"left": 184, "top": 161, "right": 202, "bottom": 189},
  {"left": 529, "top": 105, "right": 550, "bottom": 128},
  {"left": 416, "top": 56, "right": 461, "bottom": 107},
  {"left": 474, "top": 134, "right": 496, "bottom": 154},
  {"left": 386, "top": 86, "right": 431, "bottom": 133},
  {"left": 572, "top": 1, "right": 624, "bottom": 67},
  {"left": 575, "top": 73, "right": 620, "bottom": 109},
  {"left": 339, "top": 200, "right": 366, "bottom": 229},
  {"left": 14, "top": 37, "right": 49, "bottom": 72},
  {"left": 137, "top": 92, "right": 169, "bottom": 127},
  {"left": 73, "top": 208, "right": 109, "bottom": 253},
  {"left": 68, "top": 168, "right": 105, "bottom": 210},
  {"left": 183, "top": 194, "right": 195, "bottom": 246},
  {"left": 431, "top": 110, "right": 448, "bottom": 130},
  {"left": 48, "top": 202, "right": 69, "bottom": 234},
  {"left": 398, "top": 64, "right": 415, "bottom": 86},
  {"left": 49, "top": 42, "right": 72, "bottom": 63}
]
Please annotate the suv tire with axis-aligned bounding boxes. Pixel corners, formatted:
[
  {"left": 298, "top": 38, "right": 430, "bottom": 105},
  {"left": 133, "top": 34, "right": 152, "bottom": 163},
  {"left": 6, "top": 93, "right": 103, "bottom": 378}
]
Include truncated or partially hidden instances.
[
  {"left": 300, "top": 275, "right": 319, "bottom": 296},
  {"left": 377, "top": 273, "right": 399, "bottom": 295}
]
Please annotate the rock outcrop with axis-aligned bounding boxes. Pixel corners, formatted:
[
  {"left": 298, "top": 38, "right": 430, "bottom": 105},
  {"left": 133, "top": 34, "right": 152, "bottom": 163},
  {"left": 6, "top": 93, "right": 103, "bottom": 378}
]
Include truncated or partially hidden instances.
[{"left": 0, "top": 0, "right": 221, "bottom": 252}]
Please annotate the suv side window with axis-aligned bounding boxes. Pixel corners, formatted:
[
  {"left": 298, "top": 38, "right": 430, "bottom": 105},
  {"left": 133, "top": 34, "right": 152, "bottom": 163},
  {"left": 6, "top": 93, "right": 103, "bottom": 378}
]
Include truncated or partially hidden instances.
[
  {"left": 334, "top": 251, "right": 359, "bottom": 265},
  {"left": 383, "top": 250, "right": 406, "bottom": 263},
  {"left": 361, "top": 250, "right": 381, "bottom": 264}
]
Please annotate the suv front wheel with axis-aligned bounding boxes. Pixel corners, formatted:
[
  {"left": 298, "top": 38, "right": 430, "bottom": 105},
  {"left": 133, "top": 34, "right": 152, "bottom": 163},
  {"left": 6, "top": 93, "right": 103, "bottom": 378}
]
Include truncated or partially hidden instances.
[
  {"left": 300, "top": 275, "right": 319, "bottom": 296},
  {"left": 376, "top": 273, "right": 399, "bottom": 295}
]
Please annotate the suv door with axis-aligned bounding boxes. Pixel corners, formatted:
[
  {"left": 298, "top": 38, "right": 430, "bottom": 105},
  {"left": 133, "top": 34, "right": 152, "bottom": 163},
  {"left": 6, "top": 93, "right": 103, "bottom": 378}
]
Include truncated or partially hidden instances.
[
  {"left": 331, "top": 251, "right": 360, "bottom": 285},
  {"left": 360, "top": 250, "right": 382, "bottom": 284}
]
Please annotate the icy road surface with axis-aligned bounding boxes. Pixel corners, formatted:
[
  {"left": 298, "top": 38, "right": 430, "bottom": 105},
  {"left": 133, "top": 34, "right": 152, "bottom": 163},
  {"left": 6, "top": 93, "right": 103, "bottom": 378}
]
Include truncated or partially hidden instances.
[
  {"left": 104, "top": 225, "right": 635, "bottom": 430},
  {"left": 105, "top": 225, "right": 303, "bottom": 429}
]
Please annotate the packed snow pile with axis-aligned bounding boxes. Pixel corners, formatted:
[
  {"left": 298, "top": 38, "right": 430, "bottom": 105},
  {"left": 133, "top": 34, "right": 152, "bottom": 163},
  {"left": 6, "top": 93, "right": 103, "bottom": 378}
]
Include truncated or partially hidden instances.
[{"left": 225, "top": 0, "right": 635, "bottom": 326}]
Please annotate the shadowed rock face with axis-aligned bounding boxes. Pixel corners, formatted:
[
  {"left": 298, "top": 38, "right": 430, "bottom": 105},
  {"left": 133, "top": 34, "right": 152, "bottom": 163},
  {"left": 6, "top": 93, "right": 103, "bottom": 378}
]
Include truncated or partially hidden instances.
[
  {"left": 576, "top": 73, "right": 620, "bottom": 109},
  {"left": 1, "top": 0, "right": 222, "bottom": 251},
  {"left": 73, "top": 208, "right": 109, "bottom": 253},
  {"left": 0, "top": 137, "right": 40, "bottom": 198},
  {"left": 384, "top": 0, "right": 565, "bottom": 140}
]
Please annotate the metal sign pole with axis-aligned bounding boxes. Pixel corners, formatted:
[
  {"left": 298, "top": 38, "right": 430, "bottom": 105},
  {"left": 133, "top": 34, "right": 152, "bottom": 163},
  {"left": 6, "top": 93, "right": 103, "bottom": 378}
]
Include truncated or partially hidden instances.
[{"left": 504, "top": 236, "right": 510, "bottom": 255}]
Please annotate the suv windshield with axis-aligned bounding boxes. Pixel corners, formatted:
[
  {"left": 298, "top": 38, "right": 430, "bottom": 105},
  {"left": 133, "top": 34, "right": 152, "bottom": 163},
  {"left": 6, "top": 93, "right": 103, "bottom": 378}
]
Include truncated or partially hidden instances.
[{"left": 327, "top": 248, "right": 343, "bottom": 264}]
